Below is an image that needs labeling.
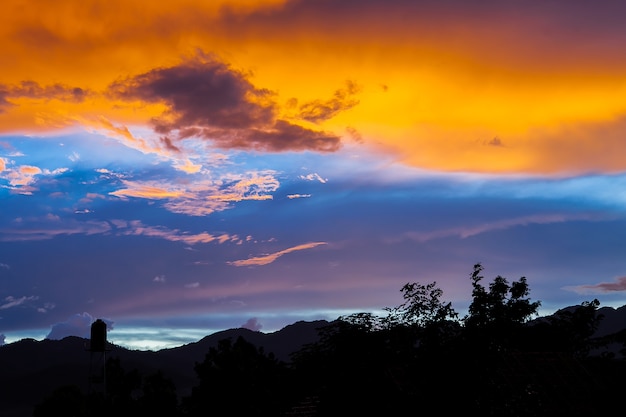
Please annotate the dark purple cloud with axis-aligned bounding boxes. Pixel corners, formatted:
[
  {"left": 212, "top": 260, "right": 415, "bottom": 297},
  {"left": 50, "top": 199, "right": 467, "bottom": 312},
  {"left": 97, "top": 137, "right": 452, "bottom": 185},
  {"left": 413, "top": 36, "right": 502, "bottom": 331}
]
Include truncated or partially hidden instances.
[
  {"left": 205, "top": 120, "right": 340, "bottom": 152},
  {"left": 0, "top": 88, "right": 13, "bottom": 113},
  {"left": 9, "top": 81, "right": 88, "bottom": 102},
  {"left": 297, "top": 80, "right": 361, "bottom": 124},
  {"left": 108, "top": 54, "right": 341, "bottom": 152},
  {"left": 216, "top": 0, "right": 626, "bottom": 70},
  {"left": 0, "top": 81, "right": 88, "bottom": 114}
]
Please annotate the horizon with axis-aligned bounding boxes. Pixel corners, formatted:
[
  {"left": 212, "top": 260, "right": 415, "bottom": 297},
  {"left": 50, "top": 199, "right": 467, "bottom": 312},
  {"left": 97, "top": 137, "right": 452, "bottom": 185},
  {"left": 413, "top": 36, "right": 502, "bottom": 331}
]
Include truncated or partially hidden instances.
[
  {"left": 2, "top": 1, "right": 626, "bottom": 351},
  {"left": 4, "top": 301, "right": 625, "bottom": 352}
]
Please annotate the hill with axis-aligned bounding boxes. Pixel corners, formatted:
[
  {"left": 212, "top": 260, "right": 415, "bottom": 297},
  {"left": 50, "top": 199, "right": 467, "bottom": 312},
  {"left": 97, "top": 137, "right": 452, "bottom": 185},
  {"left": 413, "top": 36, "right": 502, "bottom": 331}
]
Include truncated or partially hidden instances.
[{"left": 0, "top": 320, "right": 328, "bottom": 417}]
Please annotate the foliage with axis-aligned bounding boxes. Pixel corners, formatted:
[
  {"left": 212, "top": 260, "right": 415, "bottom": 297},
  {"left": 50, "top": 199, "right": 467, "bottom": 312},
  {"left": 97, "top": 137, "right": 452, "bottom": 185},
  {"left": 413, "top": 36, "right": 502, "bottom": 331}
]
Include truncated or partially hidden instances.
[
  {"left": 34, "top": 263, "right": 625, "bottom": 417},
  {"left": 463, "top": 263, "right": 541, "bottom": 351},
  {"left": 181, "top": 336, "right": 294, "bottom": 417},
  {"left": 386, "top": 281, "right": 459, "bottom": 328}
]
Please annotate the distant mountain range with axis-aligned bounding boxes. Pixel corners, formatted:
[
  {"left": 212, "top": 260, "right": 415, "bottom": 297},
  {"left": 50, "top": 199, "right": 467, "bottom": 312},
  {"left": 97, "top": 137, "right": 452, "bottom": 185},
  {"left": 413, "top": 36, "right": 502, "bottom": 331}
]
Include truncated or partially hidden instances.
[
  {"left": 1, "top": 306, "right": 625, "bottom": 417},
  {"left": 0, "top": 320, "right": 328, "bottom": 417}
]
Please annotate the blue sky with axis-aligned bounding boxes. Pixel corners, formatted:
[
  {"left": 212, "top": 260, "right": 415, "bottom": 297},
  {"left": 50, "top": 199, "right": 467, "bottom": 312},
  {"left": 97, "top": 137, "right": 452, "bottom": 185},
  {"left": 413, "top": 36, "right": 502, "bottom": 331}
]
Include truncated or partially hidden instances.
[{"left": 2, "top": 0, "right": 626, "bottom": 350}]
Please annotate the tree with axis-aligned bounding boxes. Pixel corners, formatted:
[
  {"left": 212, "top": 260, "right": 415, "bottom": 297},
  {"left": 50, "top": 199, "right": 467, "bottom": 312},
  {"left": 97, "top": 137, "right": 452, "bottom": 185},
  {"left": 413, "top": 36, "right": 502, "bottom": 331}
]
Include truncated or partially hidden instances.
[
  {"left": 386, "top": 281, "right": 458, "bottom": 328},
  {"left": 182, "top": 336, "right": 293, "bottom": 416},
  {"left": 464, "top": 263, "right": 541, "bottom": 350},
  {"left": 139, "top": 370, "right": 179, "bottom": 417},
  {"left": 33, "top": 385, "right": 85, "bottom": 417}
]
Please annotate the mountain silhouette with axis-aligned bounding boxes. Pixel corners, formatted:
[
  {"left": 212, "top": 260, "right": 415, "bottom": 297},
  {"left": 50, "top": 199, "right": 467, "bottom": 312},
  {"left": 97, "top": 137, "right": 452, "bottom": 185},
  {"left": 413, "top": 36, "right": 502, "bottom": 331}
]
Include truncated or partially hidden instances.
[
  {"left": 0, "top": 320, "right": 328, "bottom": 417},
  {"left": 1, "top": 306, "right": 625, "bottom": 417}
]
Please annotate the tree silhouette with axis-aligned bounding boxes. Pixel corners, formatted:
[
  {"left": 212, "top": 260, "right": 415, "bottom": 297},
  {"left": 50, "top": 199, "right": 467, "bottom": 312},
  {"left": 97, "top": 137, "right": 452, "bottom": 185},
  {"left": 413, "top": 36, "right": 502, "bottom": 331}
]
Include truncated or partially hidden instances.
[
  {"left": 138, "top": 370, "right": 179, "bottom": 417},
  {"left": 33, "top": 384, "right": 85, "bottom": 417},
  {"left": 464, "top": 262, "right": 541, "bottom": 351},
  {"left": 182, "top": 336, "right": 293, "bottom": 416}
]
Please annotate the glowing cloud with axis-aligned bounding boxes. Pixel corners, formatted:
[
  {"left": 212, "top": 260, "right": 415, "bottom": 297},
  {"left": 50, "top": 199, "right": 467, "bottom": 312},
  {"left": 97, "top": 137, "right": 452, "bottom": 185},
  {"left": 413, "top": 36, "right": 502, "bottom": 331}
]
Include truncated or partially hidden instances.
[
  {"left": 110, "top": 172, "right": 280, "bottom": 216},
  {"left": 228, "top": 241, "right": 327, "bottom": 266},
  {"left": 109, "top": 180, "right": 191, "bottom": 199}
]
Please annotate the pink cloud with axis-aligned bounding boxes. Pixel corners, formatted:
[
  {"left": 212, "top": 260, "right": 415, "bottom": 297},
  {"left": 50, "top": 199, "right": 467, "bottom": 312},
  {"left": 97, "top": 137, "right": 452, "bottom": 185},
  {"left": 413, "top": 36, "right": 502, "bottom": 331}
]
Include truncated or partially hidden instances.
[
  {"left": 567, "top": 276, "right": 626, "bottom": 294},
  {"left": 228, "top": 242, "right": 327, "bottom": 267}
]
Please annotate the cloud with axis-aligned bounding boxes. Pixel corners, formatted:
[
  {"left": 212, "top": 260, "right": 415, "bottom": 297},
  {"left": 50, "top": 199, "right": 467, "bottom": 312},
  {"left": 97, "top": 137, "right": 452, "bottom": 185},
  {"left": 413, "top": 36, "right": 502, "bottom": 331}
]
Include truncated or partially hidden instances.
[
  {"left": 241, "top": 317, "right": 263, "bottom": 332},
  {"left": 0, "top": 163, "right": 68, "bottom": 195},
  {"left": 109, "top": 180, "right": 191, "bottom": 199},
  {"left": 228, "top": 241, "right": 327, "bottom": 267},
  {"left": 0, "top": 262, "right": 9, "bottom": 270},
  {"left": 565, "top": 276, "right": 626, "bottom": 295},
  {"left": 110, "top": 172, "right": 281, "bottom": 216},
  {"left": 300, "top": 173, "right": 327, "bottom": 183},
  {"left": 0, "top": 88, "right": 12, "bottom": 113},
  {"left": 0, "top": 219, "right": 112, "bottom": 242},
  {"left": 297, "top": 80, "right": 361, "bottom": 123},
  {"left": 118, "top": 220, "right": 241, "bottom": 245},
  {"left": 0, "top": 295, "right": 39, "bottom": 310},
  {"left": 404, "top": 212, "right": 613, "bottom": 242},
  {"left": 108, "top": 53, "right": 341, "bottom": 153},
  {"left": 0, "top": 333, "right": 5, "bottom": 346},
  {"left": 287, "top": 194, "right": 311, "bottom": 199},
  {"left": 46, "top": 312, "right": 114, "bottom": 340},
  {"left": 6, "top": 80, "right": 88, "bottom": 102},
  {"left": 0, "top": 158, "right": 5, "bottom": 172}
]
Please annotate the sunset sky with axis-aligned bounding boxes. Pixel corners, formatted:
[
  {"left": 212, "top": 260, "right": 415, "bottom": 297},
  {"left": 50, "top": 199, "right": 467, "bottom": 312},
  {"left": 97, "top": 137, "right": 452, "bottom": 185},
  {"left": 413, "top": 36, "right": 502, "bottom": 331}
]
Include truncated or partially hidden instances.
[{"left": 2, "top": 0, "right": 626, "bottom": 350}]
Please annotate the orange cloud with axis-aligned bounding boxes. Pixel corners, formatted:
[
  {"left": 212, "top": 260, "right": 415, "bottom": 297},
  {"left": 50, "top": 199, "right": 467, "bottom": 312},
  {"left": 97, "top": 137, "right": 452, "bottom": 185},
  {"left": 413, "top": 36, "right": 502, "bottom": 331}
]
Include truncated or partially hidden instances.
[
  {"left": 228, "top": 241, "right": 327, "bottom": 266},
  {"left": 109, "top": 181, "right": 191, "bottom": 199},
  {"left": 3, "top": 0, "right": 626, "bottom": 174}
]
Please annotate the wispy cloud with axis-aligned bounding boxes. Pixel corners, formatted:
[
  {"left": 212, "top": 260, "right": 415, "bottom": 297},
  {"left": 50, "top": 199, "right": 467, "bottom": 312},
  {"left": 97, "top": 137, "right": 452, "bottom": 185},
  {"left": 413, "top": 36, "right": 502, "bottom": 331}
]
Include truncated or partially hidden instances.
[
  {"left": 0, "top": 295, "right": 39, "bottom": 310},
  {"left": 300, "top": 173, "right": 327, "bottom": 183},
  {"left": 0, "top": 220, "right": 112, "bottom": 241},
  {"left": 296, "top": 80, "right": 361, "bottom": 124},
  {"left": 118, "top": 220, "right": 240, "bottom": 245},
  {"left": 565, "top": 277, "right": 626, "bottom": 294},
  {"left": 228, "top": 242, "right": 327, "bottom": 267},
  {"left": 110, "top": 180, "right": 192, "bottom": 199},
  {"left": 404, "top": 213, "right": 613, "bottom": 242}
]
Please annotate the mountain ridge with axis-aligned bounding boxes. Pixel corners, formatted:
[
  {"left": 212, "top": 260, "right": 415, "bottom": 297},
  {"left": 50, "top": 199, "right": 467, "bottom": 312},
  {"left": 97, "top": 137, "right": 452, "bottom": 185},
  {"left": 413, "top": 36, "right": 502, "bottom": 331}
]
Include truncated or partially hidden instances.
[{"left": 1, "top": 307, "right": 625, "bottom": 417}]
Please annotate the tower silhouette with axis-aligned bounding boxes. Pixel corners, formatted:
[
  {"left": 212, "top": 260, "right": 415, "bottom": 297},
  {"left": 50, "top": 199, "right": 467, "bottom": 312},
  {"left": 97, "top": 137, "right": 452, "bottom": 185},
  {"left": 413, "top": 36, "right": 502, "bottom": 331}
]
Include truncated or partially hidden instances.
[{"left": 87, "top": 319, "right": 110, "bottom": 398}]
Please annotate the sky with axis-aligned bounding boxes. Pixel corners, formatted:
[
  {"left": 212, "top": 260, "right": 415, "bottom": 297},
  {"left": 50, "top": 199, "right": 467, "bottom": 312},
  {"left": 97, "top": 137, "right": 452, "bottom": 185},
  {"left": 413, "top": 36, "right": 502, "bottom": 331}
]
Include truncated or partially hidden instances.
[{"left": 1, "top": 0, "right": 626, "bottom": 350}]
